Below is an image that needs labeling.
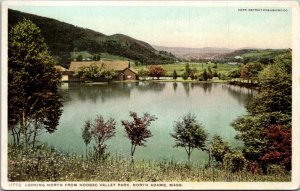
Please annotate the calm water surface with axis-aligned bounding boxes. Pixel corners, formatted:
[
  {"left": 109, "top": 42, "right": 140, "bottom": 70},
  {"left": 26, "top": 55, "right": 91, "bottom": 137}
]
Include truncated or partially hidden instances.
[{"left": 40, "top": 82, "right": 254, "bottom": 163}]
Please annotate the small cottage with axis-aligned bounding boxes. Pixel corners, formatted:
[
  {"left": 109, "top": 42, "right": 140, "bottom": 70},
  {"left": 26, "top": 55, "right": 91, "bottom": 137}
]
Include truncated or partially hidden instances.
[{"left": 68, "top": 60, "right": 138, "bottom": 81}]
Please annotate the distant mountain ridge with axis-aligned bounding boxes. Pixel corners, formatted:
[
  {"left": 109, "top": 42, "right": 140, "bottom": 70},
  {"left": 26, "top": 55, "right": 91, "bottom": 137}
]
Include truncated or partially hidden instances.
[
  {"left": 8, "top": 9, "right": 176, "bottom": 68},
  {"left": 152, "top": 45, "right": 285, "bottom": 61},
  {"left": 153, "top": 45, "right": 235, "bottom": 60}
]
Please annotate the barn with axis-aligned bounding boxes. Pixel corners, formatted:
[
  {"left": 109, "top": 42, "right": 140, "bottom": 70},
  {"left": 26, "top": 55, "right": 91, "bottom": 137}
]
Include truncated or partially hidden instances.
[{"left": 67, "top": 60, "right": 138, "bottom": 81}]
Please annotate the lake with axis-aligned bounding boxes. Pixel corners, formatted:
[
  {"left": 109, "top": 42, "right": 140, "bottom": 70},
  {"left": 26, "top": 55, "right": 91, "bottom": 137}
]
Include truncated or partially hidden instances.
[{"left": 40, "top": 82, "right": 254, "bottom": 163}]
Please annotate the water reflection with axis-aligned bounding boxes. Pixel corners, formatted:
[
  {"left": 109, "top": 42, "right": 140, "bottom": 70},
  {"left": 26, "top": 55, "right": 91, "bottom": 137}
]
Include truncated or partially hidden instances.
[
  {"left": 135, "top": 82, "right": 166, "bottom": 93},
  {"left": 173, "top": 82, "right": 178, "bottom": 92},
  {"left": 203, "top": 83, "right": 212, "bottom": 93},
  {"left": 65, "top": 82, "right": 166, "bottom": 104},
  {"left": 45, "top": 82, "right": 254, "bottom": 162},
  {"left": 63, "top": 82, "right": 254, "bottom": 107},
  {"left": 182, "top": 83, "right": 190, "bottom": 97},
  {"left": 223, "top": 84, "right": 255, "bottom": 106},
  {"left": 67, "top": 83, "right": 131, "bottom": 103}
]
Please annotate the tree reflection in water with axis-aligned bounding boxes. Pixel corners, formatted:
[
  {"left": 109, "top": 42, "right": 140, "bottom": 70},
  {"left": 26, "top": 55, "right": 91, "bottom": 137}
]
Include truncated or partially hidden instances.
[{"left": 67, "top": 82, "right": 166, "bottom": 104}]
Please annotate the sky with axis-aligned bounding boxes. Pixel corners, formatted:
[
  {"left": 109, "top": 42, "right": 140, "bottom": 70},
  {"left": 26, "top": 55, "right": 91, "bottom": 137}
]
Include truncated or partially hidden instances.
[{"left": 9, "top": 5, "right": 292, "bottom": 49}]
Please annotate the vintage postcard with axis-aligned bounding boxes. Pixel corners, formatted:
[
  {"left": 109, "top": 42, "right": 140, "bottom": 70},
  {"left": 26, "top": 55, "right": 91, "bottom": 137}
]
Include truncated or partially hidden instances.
[{"left": 1, "top": 0, "right": 300, "bottom": 190}]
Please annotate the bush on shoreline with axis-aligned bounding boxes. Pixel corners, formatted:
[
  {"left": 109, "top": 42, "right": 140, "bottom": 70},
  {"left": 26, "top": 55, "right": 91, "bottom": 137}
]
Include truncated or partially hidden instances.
[{"left": 8, "top": 144, "right": 290, "bottom": 182}]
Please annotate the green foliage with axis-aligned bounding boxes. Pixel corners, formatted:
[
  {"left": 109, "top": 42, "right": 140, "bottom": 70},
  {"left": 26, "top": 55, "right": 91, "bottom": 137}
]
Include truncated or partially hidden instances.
[
  {"left": 182, "top": 71, "right": 189, "bottom": 80},
  {"left": 121, "top": 112, "right": 157, "bottom": 158},
  {"left": 231, "top": 51, "right": 292, "bottom": 173},
  {"left": 202, "top": 69, "right": 208, "bottom": 81},
  {"left": 172, "top": 70, "right": 178, "bottom": 80},
  {"left": 83, "top": 115, "right": 116, "bottom": 160},
  {"left": 170, "top": 113, "right": 207, "bottom": 161},
  {"left": 228, "top": 68, "right": 241, "bottom": 78},
  {"left": 185, "top": 63, "right": 191, "bottom": 75},
  {"left": 138, "top": 68, "right": 148, "bottom": 80},
  {"left": 9, "top": 9, "right": 176, "bottom": 67},
  {"left": 248, "top": 52, "right": 291, "bottom": 114},
  {"left": 240, "top": 62, "right": 263, "bottom": 82},
  {"left": 8, "top": 19, "right": 63, "bottom": 147},
  {"left": 82, "top": 121, "right": 92, "bottom": 157},
  {"left": 224, "top": 150, "right": 246, "bottom": 173},
  {"left": 232, "top": 112, "right": 291, "bottom": 163},
  {"left": 73, "top": 64, "right": 116, "bottom": 82},
  {"left": 147, "top": 65, "right": 166, "bottom": 80},
  {"left": 210, "top": 135, "right": 231, "bottom": 164},
  {"left": 8, "top": 145, "right": 290, "bottom": 181},
  {"left": 76, "top": 54, "right": 83, "bottom": 61},
  {"left": 207, "top": 66, "right": 212, "bottom": 77}
]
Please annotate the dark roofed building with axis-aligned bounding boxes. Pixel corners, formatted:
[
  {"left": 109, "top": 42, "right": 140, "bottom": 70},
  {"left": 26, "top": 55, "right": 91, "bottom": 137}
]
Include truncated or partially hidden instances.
[{"left": 68, "top": 60, "right": 138, "bottom": 81}]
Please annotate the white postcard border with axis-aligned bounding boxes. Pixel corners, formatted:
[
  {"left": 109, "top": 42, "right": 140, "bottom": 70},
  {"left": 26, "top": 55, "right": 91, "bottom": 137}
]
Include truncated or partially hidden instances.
[{"left": 1, "top": 1, "right": 300, "bottom": 190}]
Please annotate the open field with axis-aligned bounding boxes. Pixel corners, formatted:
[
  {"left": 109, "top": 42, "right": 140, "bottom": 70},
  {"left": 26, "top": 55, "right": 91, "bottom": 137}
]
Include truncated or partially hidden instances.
[
  {"left": 132, "top": 62, "right": 240, "bottom": 76},
  {"left": 240, "top": 49, "right": 288, "bottom": 58},
  {"left": 71, "top": 51, "right": 130, "bottom": 61}
]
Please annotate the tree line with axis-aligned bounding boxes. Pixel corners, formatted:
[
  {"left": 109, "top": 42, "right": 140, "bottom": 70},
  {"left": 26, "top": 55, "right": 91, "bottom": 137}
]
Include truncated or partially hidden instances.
[
  {"left": 81, "top": 112, "right": 249, "bottom": 173},
  {"left": 8, "top": 18, "right": 292, "bottom": 176}
]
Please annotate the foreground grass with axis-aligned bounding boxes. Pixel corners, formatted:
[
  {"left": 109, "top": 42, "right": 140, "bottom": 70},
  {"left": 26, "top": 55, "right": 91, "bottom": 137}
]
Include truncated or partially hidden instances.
[{"left": 8, "top": 145, "right": 290, "bottom": 182}]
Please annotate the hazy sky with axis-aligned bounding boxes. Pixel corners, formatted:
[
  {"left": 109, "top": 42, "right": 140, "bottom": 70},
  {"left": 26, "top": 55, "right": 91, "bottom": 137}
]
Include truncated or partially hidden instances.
[{"left": 10, "top": 5, "right": 292, "bottom": 49}]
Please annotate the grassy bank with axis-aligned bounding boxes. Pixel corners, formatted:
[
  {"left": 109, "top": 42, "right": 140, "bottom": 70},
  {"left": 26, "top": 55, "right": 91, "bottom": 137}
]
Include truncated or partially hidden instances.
[
  {"left": 8, "top": 145, "right": 290, "bottom": 182},
  {"left": 132, "top": 62, "right": 239, "bottom": 76}
]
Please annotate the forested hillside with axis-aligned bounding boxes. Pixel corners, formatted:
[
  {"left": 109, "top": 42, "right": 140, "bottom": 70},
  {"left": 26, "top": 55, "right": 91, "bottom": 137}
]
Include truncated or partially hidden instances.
[{"left": 8, "top": 9, "right": 177, "bottom": 68}]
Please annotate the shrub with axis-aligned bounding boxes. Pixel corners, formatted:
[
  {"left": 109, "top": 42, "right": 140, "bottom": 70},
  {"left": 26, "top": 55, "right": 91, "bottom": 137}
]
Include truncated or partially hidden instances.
[{"left": 224, "top": 150, "right": 246, "bottom": 173}]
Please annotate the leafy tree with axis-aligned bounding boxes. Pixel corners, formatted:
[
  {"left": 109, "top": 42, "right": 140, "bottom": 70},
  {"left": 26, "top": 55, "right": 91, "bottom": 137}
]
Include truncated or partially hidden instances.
[
  {"left": 247, "top": 53, "right": 291, "bottom": 115},
  {"left": 147, "top": 65, "right": 166, "bottom": 80},
  {"left": 173, "top": 70, "right": 178, "bottom": 80},
  {"left": 82, "top": 121, "right": 92, "bottom": 157},
  {"left": 212, "top": 70, "right": 218, "bottom": 78},
  {"left": 74, "top": 64, "right": 116, "bottom": 82},
  {"left": 240, "top": 64, "right": 250, "bottom": 81},
  {"left": 138, "top": 68, "right": 148, "bottom": 80},
  {"left": 170, "top": 113, "right": 207, "bottom": 161},
  {"left": 190, "top": 72, "right": 196, "bottom": 80},
  {"left": 248, "top": 62, "right": 263, "bottom": 80},
  {"left": 202, "top": 69, "right": 208, "bottom": 81},
  {"left": 232, "top": 51, "right": 291, "bottom": 173},
  {"left": 76, "top": 54, "right": 83, "bottom": 61},
  {"left": 260, "top": 124, "right": 291, "bottom": 171},
  {"left": 84, "top": 115, "right": 116, "bottom": 160},
  {"left": 228, "top": 68, "right": 241, "bottom": 79},
  {"left": 224, "top": 150, "right": 246, "bottom": 173},
  {"left": 184, "top": 63, "right": 191, "bottom": 76},
  {"left": 121, "top": 112, "right": 157, "bottom": 158},
  {"left": 240, "top": 62, "right": 263, "bottom": 83},
  {"left": 210, "top": 135, "right": 231, "bottom": 164},
  {"left": 207, "top": 66, "right": 213, "bottom": 79},
  {"left": 232, "top": 112, "right": 290, "bottom": 163},
  {"left": 188, "top": 68, "right": 197, "bottom": 80},
  {"left": 182, "top": 71, "right": 189, "bottom": 80},
  {"left": 8, "top": 19, "right": 63, "bottom": 147}
]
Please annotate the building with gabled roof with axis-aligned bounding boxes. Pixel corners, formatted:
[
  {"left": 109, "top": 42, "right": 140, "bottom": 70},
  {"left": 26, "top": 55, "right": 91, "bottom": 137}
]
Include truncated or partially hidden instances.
[{"left": 68, "top": 60, "right": 138, "bottom": 81}]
